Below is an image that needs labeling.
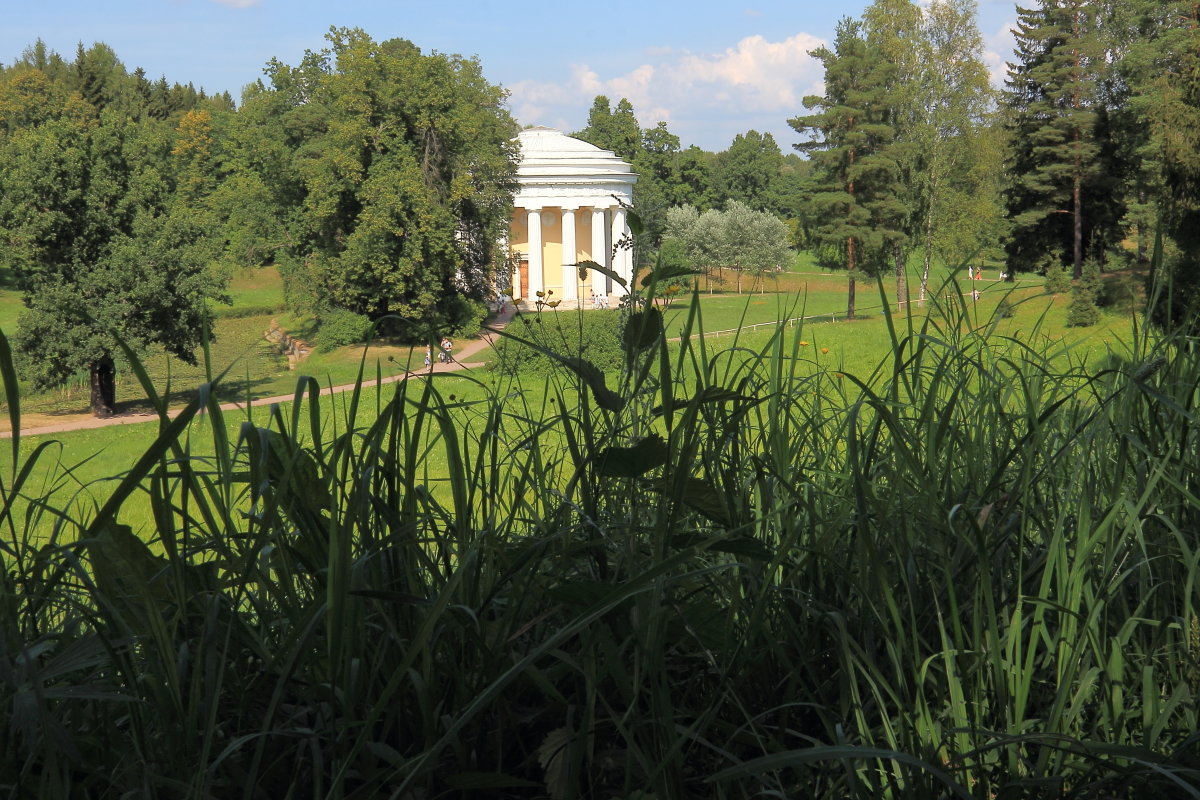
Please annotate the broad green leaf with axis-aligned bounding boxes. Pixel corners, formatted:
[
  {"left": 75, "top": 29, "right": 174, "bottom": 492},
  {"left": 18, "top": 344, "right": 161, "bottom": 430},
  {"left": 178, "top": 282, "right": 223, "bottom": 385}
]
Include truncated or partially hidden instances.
[
  {"left": 89, "top": 522, "right": 169, "bottom": 605},
  {"left": 538, "top": 726, "right": 575, "bottom": 800},
  {"left": 574, "top": 259, "right": 628, "bottom": 290},
  {"left": 641, "top": 263, "right": 703, "bottom": 288},
  {"left": 598, "top": 434, "right": 669, "bottom": 478},
  {"left": 653, "top": 476, "right": 732, "bottom": 527},
  {"left": 0, "top": 328, "right": 20, "bottom": 465},
  {"left": 625, "top": 207, "right": 644, "bottom": 237},
  {"left": 653, "top": 386, "right": 750, "bottom": 415},
  {"left": 559, "top": 356, "right": 625, "bottom": 412},
  {"left": 622, "top": 308, "right": 664, "bottom": 353}
]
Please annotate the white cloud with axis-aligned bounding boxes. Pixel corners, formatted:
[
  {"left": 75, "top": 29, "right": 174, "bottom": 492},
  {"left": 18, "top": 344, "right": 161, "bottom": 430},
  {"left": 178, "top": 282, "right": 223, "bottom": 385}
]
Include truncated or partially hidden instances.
[
  {"left": 983, "top": 17, "right": 1017, "bottom": 88},
  {"left": 208, "top": 0, "right": 261, "bottom": 8},
  {"left": 671, "top": 33, "right": 824, "bottom": 111},
  {"left": 507, "top": 31, "right": 826, "bottom": 150}
]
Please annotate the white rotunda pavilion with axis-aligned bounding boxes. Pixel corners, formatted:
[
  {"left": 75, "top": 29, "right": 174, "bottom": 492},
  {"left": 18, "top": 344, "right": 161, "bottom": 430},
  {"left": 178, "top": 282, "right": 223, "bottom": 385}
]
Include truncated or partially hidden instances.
[{"left": 508, "top": 128, "right": 637, "bottom": 307}]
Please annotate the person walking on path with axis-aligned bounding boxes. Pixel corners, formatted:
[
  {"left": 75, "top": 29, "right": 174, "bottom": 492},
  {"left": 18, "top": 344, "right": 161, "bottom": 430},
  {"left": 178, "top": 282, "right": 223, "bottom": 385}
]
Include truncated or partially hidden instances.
[{"left": 439, "top": 337, "right": 453, "bottom": 363}]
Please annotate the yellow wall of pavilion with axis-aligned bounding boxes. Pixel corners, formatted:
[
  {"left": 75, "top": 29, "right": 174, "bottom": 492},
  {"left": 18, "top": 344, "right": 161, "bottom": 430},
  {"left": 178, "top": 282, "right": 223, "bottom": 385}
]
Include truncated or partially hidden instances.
[
  {"left": 508, "top": 206, "right": 601, "bottom": 300},
  {"left": 542, "top": 209, "right": 563, "bottom": 297}
]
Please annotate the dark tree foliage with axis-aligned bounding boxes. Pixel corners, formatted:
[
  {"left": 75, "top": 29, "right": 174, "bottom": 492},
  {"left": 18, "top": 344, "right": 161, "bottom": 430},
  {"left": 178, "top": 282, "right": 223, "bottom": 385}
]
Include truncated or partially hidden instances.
[
  {"left": 574, "top": 95, "right": 641, "bottom": 163},
  {"left": 1002, "top": 0, "right": 1126, "bottom": 278},
  {"left": 242, "top": 29, "right": 519, "bottom": 336},
  {"left": 1118, "top": 1, "right": 1200, "bottom": 330},
  {"left": 790, "top": 17, "right": 903, "bottom": 319},
  {"left": 713, "top": 130, "right": 784, "bottom": 213},
  {"left": 576, "top": 97, "right": 726, "bottom": 246}
]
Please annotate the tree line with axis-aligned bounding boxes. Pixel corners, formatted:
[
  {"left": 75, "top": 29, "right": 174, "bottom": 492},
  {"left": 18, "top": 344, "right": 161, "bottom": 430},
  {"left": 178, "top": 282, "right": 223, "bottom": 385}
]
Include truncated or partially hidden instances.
[
  {"left": 0, "top": 30, "right": 519, "bottom": 416},
  {"left": 3, "top": 2, "right": 1199, "bottom": 413},
  {"left": 582, "top": 0, "right": 1200, "bottom": 324}
]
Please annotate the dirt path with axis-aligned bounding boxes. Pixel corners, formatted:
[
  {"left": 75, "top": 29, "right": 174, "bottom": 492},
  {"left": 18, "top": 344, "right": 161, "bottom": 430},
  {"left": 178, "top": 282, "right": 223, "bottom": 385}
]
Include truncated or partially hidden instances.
[{"left": 1, "top": 308, "right": 515, "bottom": 440}]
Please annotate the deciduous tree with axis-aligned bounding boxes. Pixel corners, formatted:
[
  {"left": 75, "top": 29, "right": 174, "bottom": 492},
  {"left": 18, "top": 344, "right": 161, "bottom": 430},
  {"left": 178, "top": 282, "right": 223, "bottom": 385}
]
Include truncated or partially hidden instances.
[
  {"left": 251, "top": 29, "right": 519, "bottom": 334},
  {"left": 0, "top": 49, "right": 227, "bottom": 415},
  {"left": 713, "top": 130, "right": 784, "bottom": 213},
  {"left": 662, "top": 201, "right": 789, "bottom": 294},
  {"left": 1120, "top": 0, "right": 1200, "bottom": 329}
]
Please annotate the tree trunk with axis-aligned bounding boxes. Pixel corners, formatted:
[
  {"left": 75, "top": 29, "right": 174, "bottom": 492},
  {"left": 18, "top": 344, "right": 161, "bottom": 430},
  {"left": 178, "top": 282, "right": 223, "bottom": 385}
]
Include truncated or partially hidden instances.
[
  {"left": 847, "top": 236, "right": 857, "bottom": 320},
  {"left": 1137, "top": 190, "right": 1148, "bottom": 263},
  {"left": 1072, "top": 32, "right": 1084, "bottom": 280},
  {"left": 847, "top": 162, "right": 858, "bottom": 320},
  {"left": 920, "top": 203, "right": 934, "bottom": 308},
  {"left": 90, "top": 356, "right": 116, "bottom": 418},
  {"left": 894, "top": 241, "right": 907, "bottom": 312},
  {"left": 1073, "top": 151, "right": 1083, "bottom": 279}
]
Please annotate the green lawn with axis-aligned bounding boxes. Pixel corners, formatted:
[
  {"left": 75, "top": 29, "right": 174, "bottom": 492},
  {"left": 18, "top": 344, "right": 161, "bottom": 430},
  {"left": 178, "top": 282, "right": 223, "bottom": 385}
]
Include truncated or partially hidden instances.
[
  {"left": 1, "top": 258, "right": 1133, "bottom": 432},
  {"left": 4, "top": 268, "right": 1140, "bottom": 538},
  {"left": 222, "top": 264, "right": 287, "bottom": 312}
]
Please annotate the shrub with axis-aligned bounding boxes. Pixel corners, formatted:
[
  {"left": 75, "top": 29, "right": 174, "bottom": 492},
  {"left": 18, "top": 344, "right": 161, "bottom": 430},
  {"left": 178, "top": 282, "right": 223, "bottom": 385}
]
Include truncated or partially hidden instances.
[
  {"left": 492, "top": 307, "right": 624, "bottom": 377},
  {"left": 1066, "top": 258, "right": 1102, "bottom": 327},
  {"left": 211, "top": 303, "right": 288, "bottom": 320},
  {"left": 1043, "top": 263, "right": 1072, "bottom": 295},
  {"left": 314, "top": 309, "right": 373, "bottom": 350},
  {"left": 1098, "top": 271, "right": 1137, "bottom": 311},
  {"left": 438, "top": 295, "right": 490, "bottom": 340},
  {"left": 373, "top": 295, "right": 489, "bottom": 343}
]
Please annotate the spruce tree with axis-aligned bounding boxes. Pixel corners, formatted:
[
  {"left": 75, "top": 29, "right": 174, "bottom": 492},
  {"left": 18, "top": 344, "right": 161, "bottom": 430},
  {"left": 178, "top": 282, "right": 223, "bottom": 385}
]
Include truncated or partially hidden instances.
[{"left": 1066, "top": 257, "right": 1101, "bottom": 326}]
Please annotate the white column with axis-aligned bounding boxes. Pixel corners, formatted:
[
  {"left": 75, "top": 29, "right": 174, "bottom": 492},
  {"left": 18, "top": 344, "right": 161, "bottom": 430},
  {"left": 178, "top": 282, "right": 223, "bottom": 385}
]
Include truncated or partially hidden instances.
[
  {"left": 591, "top": 207, "right": 607, "bottom": 297},
  {"left": 500, "top": 226, "right": 514, "bottom": 297},
  {"left": 527, "top": 208, "right": 543, "bottom": 299},
  {"left": 610, "top": 206, "right": 631, "bottom": 296},
  {"left": 560, "top": 208, "right": 577, "bottom": 302}
]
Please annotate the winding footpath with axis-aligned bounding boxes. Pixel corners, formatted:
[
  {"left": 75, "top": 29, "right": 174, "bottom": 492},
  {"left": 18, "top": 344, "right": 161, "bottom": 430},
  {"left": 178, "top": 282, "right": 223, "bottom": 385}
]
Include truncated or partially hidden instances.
[{"left": 1, "top": 308, "right": 515, "bottom": 440}]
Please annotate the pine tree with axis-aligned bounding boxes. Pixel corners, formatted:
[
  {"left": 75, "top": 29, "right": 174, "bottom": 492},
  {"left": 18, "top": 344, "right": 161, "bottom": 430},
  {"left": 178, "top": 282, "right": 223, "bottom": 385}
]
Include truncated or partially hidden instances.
[
  {"left": 1003, "top": 0, "right": 1122, "bottom": 279},
  {"left": 790, "top": 17, "right": 901, "bottom": 319},
  {"left": 864, "top": 0, "right": 923, "bottom": 309}
]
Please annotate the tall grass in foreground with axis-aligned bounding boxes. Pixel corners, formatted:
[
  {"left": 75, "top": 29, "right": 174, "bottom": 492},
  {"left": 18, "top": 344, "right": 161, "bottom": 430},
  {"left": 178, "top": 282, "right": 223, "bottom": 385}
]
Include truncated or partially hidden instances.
[{"left": 1, "top": 263, "right": 1199, "bottom": 799}]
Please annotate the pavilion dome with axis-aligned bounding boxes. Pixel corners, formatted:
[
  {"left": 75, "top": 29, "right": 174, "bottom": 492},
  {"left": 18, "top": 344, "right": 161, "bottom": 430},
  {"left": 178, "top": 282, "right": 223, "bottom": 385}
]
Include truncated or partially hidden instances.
[
  {"left": 516, "top": 127, "right": 637, "bottom": 180},
  {"left": 514, "top": 128, "right": 636, "bottom": 208},
  {"left": 506, "top": 128, "right": 637, "bottom": 304}
]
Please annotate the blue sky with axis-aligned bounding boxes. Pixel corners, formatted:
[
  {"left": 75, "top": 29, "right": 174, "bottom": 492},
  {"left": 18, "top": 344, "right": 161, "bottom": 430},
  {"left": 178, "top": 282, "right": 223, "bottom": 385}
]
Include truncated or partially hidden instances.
[{"left": 2, "top": 0, "right": 1020, "bottom": 152}]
